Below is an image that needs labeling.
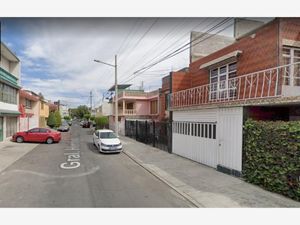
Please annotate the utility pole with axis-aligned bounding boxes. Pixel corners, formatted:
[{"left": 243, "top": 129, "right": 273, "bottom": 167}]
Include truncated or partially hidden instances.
[
  {"left": 94, "top": 55, "right": 118, "bottom": 136},
  {"left": 89, "top": 91, "right": 93, "bottom": 112},
  {"left": 114, "top": 55, "right": 118, "bottom": 137}
]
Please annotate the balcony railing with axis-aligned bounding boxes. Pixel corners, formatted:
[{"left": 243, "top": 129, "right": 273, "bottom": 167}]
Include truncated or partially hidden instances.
[
  {"left": 114, "top": 109, "right": 137, "bottom": 115},
  {"left": 124, "top": 109, "right": 136, "bottom": 115},
  {"left": 169, "top": 63, "right": 300, "bottom": 109},
  {"left": 117, "top": 90, "right": 159, "bottom": 99}
]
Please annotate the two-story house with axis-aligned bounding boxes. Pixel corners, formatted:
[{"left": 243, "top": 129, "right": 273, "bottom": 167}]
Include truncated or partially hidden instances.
[
  {"left": 0, "top": 42, "right": 21, "bottom": 142},
  {"left": 109, "top": 85, "right": 160, "bottom": 135},
  {"left": 168, "top": 18, "right": 300, "bottom": 176},
  {"left": 19, "top": 89, "right": 40, "bottom": 131},
  {"left": 39, "top": 98, "right": 50, "bottom": 128}
]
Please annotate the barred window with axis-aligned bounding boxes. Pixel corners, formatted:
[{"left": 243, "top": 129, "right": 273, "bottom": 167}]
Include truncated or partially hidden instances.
[{"left": 173, "top": 121, "right": 216, "bottom": 139}]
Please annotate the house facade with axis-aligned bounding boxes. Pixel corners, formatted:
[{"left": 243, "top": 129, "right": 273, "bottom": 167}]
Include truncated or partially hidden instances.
[
  {"left": 168, "top": 18, "right": 300, "bottom": 176},
  {"left": 19, "top": 89, "right": 40, "bottom": 131},
  {"left": 0, "top": 42, "right": 21, "bottom": 141},
  {"left": 110, "top": 88, "right": 160, "bottom": 135},
  {"left": 39, "top": 99, "right": 50, "bottom": 128}
]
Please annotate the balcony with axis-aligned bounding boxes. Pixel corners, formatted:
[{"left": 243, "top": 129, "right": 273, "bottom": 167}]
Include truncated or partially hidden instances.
[{"left": 169, "top": 63, "right": 300, "bottom": 109}]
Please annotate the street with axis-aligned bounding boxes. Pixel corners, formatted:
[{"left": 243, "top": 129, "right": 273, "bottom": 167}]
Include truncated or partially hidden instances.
[{"left": 0, "top": 122, "right": 192, "bottom": 207}]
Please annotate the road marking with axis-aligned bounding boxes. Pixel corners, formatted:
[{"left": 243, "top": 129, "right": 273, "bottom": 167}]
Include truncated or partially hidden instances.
[
  {"left": 2, "top": 166, "right": 100, "bottom": 179},
  {"left": 60, "top": 129, "right": 81, "bottom": 170}
]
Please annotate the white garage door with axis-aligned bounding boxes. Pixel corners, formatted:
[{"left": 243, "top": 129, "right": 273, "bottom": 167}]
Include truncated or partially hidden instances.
[
  {"left": 172, "top": 109, "right": 218, "bottom": 168},
  {"left": 172, "top": 107, "right": 243, "bottom": 172}
]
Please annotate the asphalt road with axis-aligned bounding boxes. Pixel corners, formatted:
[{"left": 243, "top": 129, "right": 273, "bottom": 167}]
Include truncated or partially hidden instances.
[{"left": 0, "top": 122, "right": 192, "bottom": 207}]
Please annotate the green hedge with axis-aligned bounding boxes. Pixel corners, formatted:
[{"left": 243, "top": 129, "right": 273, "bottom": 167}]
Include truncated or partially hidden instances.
[{"left": 243, "top": 119, "right": 300, "bottom": 201}]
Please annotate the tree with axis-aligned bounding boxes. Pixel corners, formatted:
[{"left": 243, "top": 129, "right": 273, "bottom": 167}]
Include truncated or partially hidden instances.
[
  {"left": 95, "top": 116, "right": 109, "bottom": 129},
  {"left": 90, "top": 115, "right": 95, "bottom": 121},
  {"left": 54, "top": 110, "right": 62, "bottom": 127},
  {"left": 83, "top": 113, "right": 91, "bottom": 120},
  {"left": 63, "top": 116, "right": 71, "bottom": 121},
  {"left": 75, "top": 105, "right": 90, "bottom": 119},
  {"left": 47, "top": 112, "right": 56, "bottom": 128}
]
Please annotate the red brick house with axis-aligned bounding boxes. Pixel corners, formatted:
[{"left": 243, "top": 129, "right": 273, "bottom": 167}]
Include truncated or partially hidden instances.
[{"left": 168, "top": 18, "right": 300, "bottom": 176}]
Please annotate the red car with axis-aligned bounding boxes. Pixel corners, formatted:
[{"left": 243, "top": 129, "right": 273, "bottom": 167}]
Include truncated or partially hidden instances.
[{"left": 12, "top": 128, "right": 61, "bottom": 144}]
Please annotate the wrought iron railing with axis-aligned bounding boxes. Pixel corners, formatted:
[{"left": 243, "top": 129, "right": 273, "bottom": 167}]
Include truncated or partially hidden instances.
[{"left": 169, "top": 62, "right": 300, "bottom": 109}]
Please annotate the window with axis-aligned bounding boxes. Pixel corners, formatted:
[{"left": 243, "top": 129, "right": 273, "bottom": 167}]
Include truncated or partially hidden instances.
[
  {"left": 0, "top": 82, "right": 17, "bottom": 104},
  {"left": 29, "top": 128, "right": 40, "bottom": 133},
  {"left": 39, "top": 128, "right": 49, "bottom": 133},
  {"left": 165, "top": 94, "right": 168, "bottom": 110},
  {"left": 209, "top": 62, "right": 237, "bottom": 100},
  {"left": 150, "top": 100, "right": 158, "bottom": 114},
  {"left": 126, "top": 102, "right": 134, "bottom": 109},
  {"left": 283, "top": 47, "right": 300, "bottom": 86},
  {"left": 25, "top": 99, "right": 32, "bottom": 108},
  {"left": 41, "top": 102, "right": 44, "bottom": 110},
  {"left": 172, "top": 121, "right": 216, "bottom": 139}
]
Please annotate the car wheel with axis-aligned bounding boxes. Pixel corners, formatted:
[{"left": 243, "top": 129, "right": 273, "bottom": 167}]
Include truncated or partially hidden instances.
[
  {"left": 16, "top": 136, "right": 24, "bottom": 143},
  {"left": 46, "top": 137, "right": 54, "bottom": 144}
]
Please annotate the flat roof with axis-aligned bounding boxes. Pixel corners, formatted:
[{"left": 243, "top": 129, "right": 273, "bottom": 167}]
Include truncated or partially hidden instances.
[
  {"left": 0, "top": 42, "right": 20, "bottom": 62},
  {"left": 108, "top": 84, "right": 131, "bottom": 91}
]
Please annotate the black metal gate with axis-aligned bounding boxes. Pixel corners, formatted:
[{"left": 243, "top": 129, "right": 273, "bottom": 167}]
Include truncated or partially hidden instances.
[{"left": 125, "top": 120, "right": 171, "bottom": 152}]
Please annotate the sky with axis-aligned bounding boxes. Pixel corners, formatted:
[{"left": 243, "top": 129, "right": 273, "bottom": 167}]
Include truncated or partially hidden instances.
[{"left": 0, "top": 18, "right": 247, "bottom": 108}]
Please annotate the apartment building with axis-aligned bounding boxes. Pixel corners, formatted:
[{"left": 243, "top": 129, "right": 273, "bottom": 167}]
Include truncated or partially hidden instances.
[
  {"left": 168, "top": 18, "right": 300, "bottom": 176},
  {"left": 0, "top": 42, "right": 21, "bottom": 141}
]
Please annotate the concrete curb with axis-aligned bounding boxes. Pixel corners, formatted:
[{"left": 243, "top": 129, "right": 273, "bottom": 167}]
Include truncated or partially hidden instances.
[{"left": 123, "top": 150, "right": 203, "bottom": 208}]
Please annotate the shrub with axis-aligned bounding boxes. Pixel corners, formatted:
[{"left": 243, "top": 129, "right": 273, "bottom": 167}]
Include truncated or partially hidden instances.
[
  {"left": 243, "top": 119, "right": 300, "bottom": 201},
  {"left": 95, "top": 116, "right": 109, "bottom": 129},
  {"left": 90, "top": 115, "right": 95, "bottom": 121}
]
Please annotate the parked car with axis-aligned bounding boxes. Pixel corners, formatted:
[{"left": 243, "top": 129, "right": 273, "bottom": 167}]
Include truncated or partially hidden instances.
[
  {"left": 93, "top": 129, "right": 122, "bottom": 153},
  {"left": 82, "top": 121, "right": 91, "bottom": 128},
  {"left": 12, "top": 128, "right": 61, "bottom": 144},
  {"left": 67, "top": 120, "right": 72, "bottom": 126},
  {"left": 57, "top": 121, "right": 70, "bottom": 132},
  {"left": 80, "top": 120, "right": 85, "bottom": 126}
]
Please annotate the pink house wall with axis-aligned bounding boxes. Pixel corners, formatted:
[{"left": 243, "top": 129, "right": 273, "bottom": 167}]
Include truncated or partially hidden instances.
[{"left": 135, "top": 100, "right": 150, "bottom": 115}]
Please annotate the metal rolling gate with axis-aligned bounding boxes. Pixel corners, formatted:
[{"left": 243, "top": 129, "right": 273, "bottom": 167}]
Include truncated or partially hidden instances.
[{"left": 125, "top": 120, "right": 171, "bottom": 152}]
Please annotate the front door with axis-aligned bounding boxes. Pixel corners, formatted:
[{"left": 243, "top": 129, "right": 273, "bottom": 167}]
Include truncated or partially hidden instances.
[
  {"left": 218, "top": 107, "right": 243, "bottom": 173},
  {"left": 0, "top": 117, "right": 3, "bottom": 142}
]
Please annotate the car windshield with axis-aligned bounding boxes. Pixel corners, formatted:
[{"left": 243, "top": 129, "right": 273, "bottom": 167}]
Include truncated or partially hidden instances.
[
  {"left": 99, "top": 132, "right": 117, "bottom": 139},
  {"left": 62, "top": 121, "right": 68, "bottom": 126}
]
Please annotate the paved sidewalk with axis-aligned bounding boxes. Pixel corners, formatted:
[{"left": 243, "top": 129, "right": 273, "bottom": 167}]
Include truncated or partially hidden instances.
[
  {"left": 0, "top": 139, "right": 38, "bottom": 173},
  {"left": 121, "top": 136, "right": 300, "bottom": 208}
]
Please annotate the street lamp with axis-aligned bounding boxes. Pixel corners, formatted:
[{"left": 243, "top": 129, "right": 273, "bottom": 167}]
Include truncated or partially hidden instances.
[{"left": 94, "top": 55, "right": 118, "bottom": 136}]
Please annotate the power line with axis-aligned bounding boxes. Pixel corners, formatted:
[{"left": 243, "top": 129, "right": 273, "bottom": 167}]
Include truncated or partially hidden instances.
[
  {"left": 122, "top": 19, "right": 234, "bottom": 84},
  {"left": 119, "top": 18, "right": 159, "bottom": 66},
  {"left": 119, "top": 18, "right": 190, "bottom": 80},
  {"left": 133, "top": 18, "right": 232, "bottom": 75},
  {"left": 119, "top": 18, "right": 217, "bottom": 84},
  {"left": 116, "top": 19, "right": 141, "bottom": 55}
]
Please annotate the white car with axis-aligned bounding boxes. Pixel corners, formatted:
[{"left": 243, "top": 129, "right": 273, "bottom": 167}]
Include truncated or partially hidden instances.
[{"left": 93, "top": 129, "right": 122, "bottom": 153}]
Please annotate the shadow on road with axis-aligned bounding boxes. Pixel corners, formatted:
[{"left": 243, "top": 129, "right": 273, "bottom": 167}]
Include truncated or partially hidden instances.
[{"left": 86, "top": 142, "right": 121, "bottom": 156}]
